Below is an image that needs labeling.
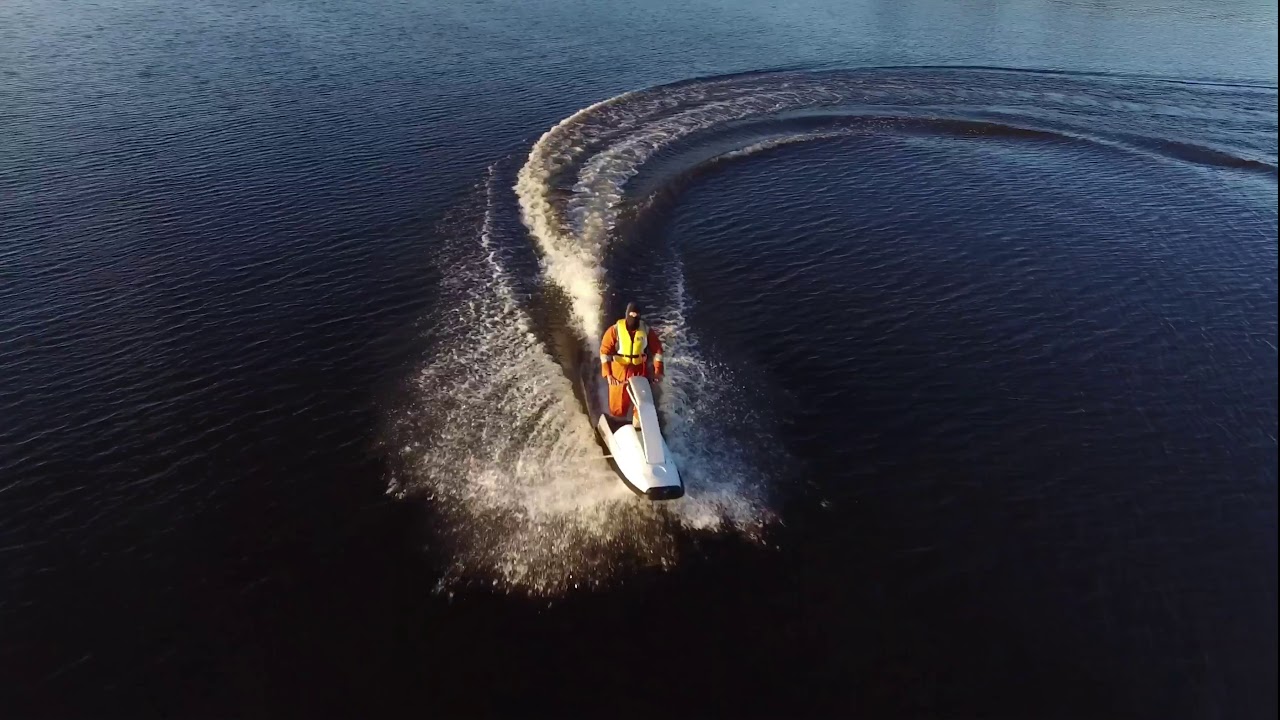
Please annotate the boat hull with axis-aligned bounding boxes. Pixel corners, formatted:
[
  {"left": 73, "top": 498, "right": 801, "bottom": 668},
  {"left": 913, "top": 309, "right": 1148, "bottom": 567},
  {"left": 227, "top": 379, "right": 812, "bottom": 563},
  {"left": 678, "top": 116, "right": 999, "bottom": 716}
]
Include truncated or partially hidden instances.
[{"left": 581, "top": 355, "right": 683, "bottom": 500}]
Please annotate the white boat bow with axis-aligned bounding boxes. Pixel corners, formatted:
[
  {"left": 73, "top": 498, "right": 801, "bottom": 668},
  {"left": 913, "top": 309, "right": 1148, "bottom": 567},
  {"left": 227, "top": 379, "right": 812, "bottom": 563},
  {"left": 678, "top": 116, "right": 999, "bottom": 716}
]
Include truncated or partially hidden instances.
[{"left": 582, "top": 361, "right": 683, "bottom": 500}]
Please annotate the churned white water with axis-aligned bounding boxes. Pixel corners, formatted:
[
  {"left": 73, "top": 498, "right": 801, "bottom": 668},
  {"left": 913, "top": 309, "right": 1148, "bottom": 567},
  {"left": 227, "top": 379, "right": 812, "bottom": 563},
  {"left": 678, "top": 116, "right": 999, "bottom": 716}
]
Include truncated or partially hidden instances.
[{"left": 395, "top": 147, "right": 781, "bottom": 593}]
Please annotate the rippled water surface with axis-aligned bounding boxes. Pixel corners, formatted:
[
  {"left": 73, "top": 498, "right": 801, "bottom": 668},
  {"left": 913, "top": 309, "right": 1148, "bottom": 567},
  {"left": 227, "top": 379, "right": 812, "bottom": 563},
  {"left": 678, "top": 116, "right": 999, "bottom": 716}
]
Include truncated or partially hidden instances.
[{"left": 1, "top": 0, "right": 1276, "bottom": 718}]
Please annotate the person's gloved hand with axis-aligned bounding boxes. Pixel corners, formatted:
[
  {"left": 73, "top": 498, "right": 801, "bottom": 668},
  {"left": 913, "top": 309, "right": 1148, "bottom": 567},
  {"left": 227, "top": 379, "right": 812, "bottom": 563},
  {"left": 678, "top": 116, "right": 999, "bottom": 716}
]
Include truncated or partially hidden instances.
[{"left": 607, "top": 375, "right": 622, "bottom": 386}]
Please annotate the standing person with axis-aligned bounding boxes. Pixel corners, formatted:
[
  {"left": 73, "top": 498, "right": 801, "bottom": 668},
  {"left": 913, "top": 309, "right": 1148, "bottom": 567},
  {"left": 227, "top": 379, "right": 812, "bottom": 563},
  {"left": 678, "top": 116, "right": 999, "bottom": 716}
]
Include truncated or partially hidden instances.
[{"left": 599, "top": 301, "right": 664, "bottom": 427}]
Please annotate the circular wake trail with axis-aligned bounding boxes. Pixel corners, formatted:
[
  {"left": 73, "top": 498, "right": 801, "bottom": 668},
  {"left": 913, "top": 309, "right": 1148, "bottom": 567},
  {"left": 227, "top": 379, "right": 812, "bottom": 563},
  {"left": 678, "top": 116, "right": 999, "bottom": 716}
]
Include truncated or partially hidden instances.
[
  {"left": 512, "top": 77, "right": 855, "bottom": 343},
  {"left": 400, "top": 67, "right": 1275, "bottom": 594},
  {"left": 515, "top": 93, "right": 637, "bottom": 340}
]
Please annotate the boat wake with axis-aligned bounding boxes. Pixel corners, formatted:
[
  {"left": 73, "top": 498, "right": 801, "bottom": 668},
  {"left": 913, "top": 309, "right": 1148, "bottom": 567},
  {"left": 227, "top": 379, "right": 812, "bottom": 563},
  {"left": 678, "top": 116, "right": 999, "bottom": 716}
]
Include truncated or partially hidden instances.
[
  {"left": 390, "top": 163, "right": 777, "bottom": 595},
  {"left": 390, "top": 67, "right": 1276, "bottom": 594}
]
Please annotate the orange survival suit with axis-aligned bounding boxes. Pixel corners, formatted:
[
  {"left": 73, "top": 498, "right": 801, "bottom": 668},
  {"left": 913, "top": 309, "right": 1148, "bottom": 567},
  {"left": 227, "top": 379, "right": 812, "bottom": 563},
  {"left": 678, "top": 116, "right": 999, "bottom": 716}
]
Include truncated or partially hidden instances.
[{"left": 599, "top": 303, "right": 664, "bottom": 421}]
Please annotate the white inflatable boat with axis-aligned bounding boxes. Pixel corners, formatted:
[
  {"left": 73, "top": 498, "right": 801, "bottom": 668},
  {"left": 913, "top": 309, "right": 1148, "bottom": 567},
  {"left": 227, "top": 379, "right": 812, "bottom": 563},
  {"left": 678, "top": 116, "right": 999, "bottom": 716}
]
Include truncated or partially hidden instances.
[{"left": 581, "top": 358, "right": 683, "bottom": 500}]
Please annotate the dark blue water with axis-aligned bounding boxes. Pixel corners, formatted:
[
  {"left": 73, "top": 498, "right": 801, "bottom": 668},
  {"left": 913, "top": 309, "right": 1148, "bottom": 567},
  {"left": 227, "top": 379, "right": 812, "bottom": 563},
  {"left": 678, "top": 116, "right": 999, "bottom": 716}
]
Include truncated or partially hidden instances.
[{"left": 2, "top": 0, "right": 1276, "bottom": 718}]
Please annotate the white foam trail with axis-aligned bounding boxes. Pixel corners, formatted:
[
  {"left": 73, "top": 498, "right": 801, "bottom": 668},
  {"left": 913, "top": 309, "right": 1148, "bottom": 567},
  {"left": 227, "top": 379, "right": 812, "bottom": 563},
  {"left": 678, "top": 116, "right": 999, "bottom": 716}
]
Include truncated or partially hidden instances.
[
  {"left": 397, "top": 166, "right": 675, "bottom": 593},
  {"left": 716, "top": 129, "right": 858, "bottom": 161},
  {"left": 515, "top": 77, "right": 850, "bottom": 343},
  {"left": 515, "top": 92, "right": 637, "bottom": 341}
]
